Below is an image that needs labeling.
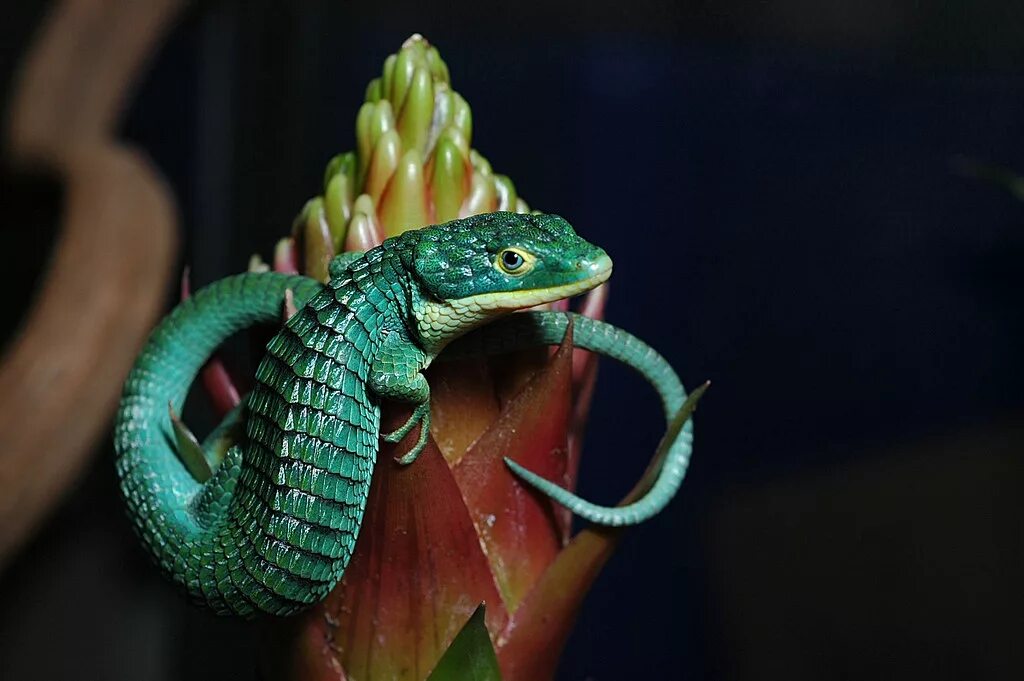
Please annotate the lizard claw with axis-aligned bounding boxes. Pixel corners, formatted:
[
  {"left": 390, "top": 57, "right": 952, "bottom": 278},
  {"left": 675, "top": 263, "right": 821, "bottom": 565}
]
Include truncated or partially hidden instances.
[
  {"left": 385, "top": 403, "right": 431, "bottom": 465},
  {"left": 382, "top": 402, "right": 428, "bottom": 442},
  {"left": 392, "top": 421, "right": 430, "bottom": 465},
  {"left": 393, "top": 448, "right": 420, "bottom": 466}
]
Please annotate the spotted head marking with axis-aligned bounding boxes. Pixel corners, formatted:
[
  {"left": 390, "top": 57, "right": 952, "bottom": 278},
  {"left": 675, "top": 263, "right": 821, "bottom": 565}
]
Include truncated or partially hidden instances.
[{"left": 406, "top": 212, "right": 612, "bottom": 351}]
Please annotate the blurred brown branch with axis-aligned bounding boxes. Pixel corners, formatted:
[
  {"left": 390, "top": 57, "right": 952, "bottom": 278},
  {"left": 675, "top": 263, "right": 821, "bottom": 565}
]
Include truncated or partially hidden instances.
[{"left": 0, "top": 0, "right": 183, "bottom": 569}]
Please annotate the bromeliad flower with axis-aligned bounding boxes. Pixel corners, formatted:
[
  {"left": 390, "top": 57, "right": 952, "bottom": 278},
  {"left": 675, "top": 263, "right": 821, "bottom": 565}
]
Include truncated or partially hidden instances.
[{"left": 192, "top": 35, "right": 701, "bottom": 680}]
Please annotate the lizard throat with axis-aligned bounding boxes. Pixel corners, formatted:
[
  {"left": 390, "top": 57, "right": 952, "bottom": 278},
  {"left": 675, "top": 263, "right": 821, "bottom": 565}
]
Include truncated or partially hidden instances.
[{"left": 413, "top": 265, "right": 612, "bottom": 353}]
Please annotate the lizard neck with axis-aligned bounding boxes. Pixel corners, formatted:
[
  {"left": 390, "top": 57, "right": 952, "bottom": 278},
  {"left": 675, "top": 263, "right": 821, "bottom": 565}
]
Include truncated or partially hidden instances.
[
  {"left": 410, "top": 288, "right": 503, "bottom": 357},
  {"left": 329, "top": 239, "right": 425, "bottom": 354},
  {"left": 332, "top": 234, "right": 488, "bottom": 359}
]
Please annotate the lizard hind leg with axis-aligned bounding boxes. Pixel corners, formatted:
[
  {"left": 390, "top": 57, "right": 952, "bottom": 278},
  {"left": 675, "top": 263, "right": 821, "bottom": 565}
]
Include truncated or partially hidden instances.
[{"left": 188, "top": 443, "right": 245, "bottom": 528}]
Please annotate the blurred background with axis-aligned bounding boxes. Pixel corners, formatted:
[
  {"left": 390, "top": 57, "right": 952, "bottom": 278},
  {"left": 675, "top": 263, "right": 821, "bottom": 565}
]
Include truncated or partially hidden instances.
[{"left": 2, "top": 1, "right": 1023, "bottom": 679}]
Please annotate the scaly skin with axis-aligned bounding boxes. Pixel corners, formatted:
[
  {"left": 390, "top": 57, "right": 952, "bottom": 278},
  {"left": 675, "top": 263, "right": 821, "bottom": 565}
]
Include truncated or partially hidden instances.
[{"left": 114, "top": 212, "right": 694, "bottom": 616}]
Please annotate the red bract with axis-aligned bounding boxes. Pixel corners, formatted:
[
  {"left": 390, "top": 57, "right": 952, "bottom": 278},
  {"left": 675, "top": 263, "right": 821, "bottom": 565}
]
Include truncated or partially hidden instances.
[
  {"left": 451, "top": 335, "right": 574, "bottom": 613},
  {"left": 263, "top": 319, "right": 619, "bottom": 681}
]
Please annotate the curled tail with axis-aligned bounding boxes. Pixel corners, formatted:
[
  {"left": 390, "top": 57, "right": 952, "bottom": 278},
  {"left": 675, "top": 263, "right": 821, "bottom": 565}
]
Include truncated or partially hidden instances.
[
  {"left": 443, "top": 311, "right": 695, "bottom": 527},
  {"left": 114, "top": 272, "right": 323, "bottom": 615}
]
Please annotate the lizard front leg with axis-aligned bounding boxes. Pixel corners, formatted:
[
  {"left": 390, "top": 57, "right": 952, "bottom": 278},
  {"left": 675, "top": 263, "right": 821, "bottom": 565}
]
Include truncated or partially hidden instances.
[{"left": 369, "top": 331, "right": 431, "bottom": 465}]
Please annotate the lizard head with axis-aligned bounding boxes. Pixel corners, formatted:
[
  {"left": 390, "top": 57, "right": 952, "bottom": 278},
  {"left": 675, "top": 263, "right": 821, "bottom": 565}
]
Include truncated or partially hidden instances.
[{"left": 409, "top": 211, "right": 612, "bottom": 350}]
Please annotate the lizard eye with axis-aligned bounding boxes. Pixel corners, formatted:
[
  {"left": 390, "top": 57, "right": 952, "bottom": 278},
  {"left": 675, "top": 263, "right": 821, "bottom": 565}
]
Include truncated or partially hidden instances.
[
  {"left": 496, "top": 248, "right": 534, "bottom": 275},
  {"left": 501, "top": 250, "right": 524, "bottom": 270}
]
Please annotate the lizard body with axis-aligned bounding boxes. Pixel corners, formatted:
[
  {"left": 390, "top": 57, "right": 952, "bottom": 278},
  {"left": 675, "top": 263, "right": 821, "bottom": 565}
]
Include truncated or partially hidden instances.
[{"left": 114, "top": 212, "right": 694, "bottom": 616}]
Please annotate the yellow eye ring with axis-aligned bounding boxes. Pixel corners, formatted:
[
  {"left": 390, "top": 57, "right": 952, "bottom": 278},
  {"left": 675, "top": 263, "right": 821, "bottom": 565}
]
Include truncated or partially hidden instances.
[{"left": 496, "top": 248, "right": 535, "bottom": 276}]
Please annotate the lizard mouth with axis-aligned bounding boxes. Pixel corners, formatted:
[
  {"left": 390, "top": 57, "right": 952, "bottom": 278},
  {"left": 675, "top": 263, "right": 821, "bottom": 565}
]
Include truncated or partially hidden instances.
[
  {"left": 457, "top": 254, "right": 613, "bottom": 312},
  {"left": 414, "top": 255, "right": 612, "bottom": 351}
]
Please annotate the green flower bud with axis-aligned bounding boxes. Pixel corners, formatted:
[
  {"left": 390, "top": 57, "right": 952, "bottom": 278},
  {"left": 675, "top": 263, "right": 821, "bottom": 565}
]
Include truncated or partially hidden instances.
[
  {"left": 494, "top": 174, "right": 517, "bottom": 212},
  {"left": 380, "top": 149, "right": 429, "bottom": 237},
  {"left": 324, "top": 172, "right": 353, "bottom": 249},
  {"left": 397, "top": 67, "right": 434, "bottom": 157},
  {"left": 296, "top": 35, "right": 531, "bottom": 255},
  {"left": 367, "top": 129, "right": 401, "bottom": 202},
  {"left": 431, "top": 132, "right": 470, "bottom": 223}
]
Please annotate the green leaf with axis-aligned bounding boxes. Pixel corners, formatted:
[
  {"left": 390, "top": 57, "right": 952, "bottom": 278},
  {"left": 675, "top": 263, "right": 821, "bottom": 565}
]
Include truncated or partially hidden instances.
[
  {"left": 427, "top": 604, "right": 503, "bottom": 681},
  {"left": 168, "top": 403, "right": 212, "bottom": 483}
]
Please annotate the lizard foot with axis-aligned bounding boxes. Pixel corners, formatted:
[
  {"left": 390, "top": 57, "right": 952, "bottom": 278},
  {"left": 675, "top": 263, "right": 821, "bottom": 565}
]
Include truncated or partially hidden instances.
[{"left": 383, "top": 402, "right": 431, "bottom": 465}]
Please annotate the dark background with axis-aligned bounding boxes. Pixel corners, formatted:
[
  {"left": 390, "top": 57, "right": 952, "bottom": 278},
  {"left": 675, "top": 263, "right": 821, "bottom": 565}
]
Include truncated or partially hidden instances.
[{"left": 2, "top": 1, "right": 1024, "bottom": 679}]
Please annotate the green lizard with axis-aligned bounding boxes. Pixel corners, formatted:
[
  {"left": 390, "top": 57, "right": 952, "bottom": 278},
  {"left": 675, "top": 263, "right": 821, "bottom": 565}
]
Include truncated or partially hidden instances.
[{"left": 114, "top": 212, "right": 694, "bottom": 616}]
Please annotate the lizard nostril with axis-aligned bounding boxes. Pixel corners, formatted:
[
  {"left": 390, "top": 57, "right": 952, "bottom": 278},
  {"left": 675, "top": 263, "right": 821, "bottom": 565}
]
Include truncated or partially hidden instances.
[{"left": 578, "top": 257, "right": 607, "bottom": 273}]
